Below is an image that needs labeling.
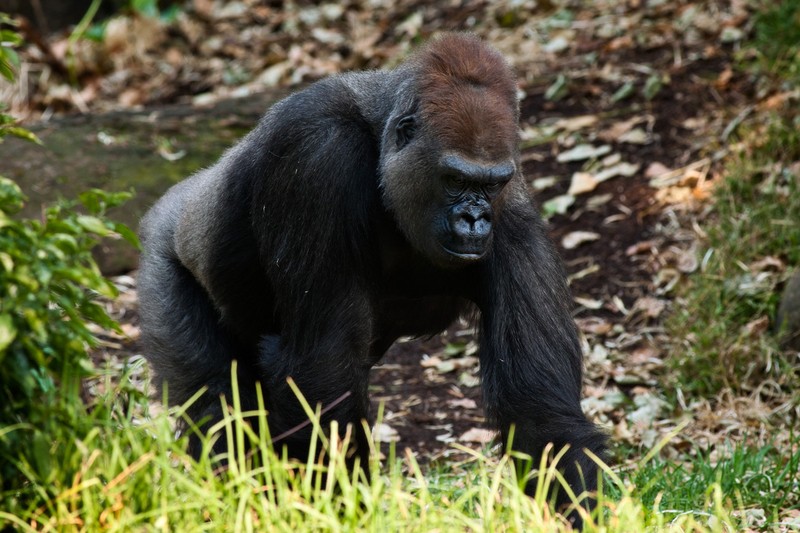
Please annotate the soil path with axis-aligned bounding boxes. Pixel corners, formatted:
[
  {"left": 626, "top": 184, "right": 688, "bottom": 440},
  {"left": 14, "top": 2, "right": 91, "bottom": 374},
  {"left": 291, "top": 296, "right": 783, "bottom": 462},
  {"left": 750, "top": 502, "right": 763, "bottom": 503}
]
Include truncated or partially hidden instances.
[
  {"left": 366, "top": 44, "right": 750, "bottom": 460},
  {"left": 89, "top": 40, "right": 750, "bottom": 463},
  {"left": 7, "top": 1, "right": 755, "bottom": 462}
]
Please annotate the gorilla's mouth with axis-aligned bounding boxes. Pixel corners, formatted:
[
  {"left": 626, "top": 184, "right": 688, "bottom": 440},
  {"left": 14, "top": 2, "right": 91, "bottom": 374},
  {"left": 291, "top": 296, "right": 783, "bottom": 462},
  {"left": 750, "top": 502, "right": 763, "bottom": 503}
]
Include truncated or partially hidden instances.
[
  {"left": 441, "top": 237, "right": 491, "bottom": 261},
  {"left": 443, "top": 248, "right": 485, "bottom": 260}
]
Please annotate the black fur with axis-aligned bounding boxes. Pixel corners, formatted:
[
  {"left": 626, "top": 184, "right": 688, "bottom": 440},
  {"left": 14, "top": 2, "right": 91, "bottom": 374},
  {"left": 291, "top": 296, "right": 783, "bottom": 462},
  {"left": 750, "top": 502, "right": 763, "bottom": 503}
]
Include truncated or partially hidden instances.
[{"left": 138, "top": 34, "right": 606, "bottom": 524}]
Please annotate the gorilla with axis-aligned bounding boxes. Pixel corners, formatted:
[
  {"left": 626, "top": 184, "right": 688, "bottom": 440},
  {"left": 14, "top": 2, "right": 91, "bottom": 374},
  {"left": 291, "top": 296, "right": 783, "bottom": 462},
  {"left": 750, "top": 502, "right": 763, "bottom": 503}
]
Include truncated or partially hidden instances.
[{"left": 138, "top": 32, "right": 606, "bottom": 523}]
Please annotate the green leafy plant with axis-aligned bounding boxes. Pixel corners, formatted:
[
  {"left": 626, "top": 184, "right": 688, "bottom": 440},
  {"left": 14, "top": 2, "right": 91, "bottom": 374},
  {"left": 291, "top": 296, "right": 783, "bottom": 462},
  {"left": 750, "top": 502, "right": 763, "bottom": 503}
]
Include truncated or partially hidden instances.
[
  {"left": 0, "top": 14, "right": 39, "bottom": 144},
  {"left": 0, "top": 12, "right": 21, "bottom": 81},
  {"left": 0, "top": 181, "right": 138, "bottom": 489},
  {"left": 0, "top": 10, "right": 140, "bottom": 496}
]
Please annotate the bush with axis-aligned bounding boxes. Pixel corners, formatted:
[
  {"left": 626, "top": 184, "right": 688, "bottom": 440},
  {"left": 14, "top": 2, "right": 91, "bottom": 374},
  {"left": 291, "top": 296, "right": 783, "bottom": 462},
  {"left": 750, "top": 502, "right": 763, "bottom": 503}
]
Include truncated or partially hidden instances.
[
  {"left": 0, "top": 179, "right": 138, "bottom": 491},
  {"left": 0, "top": 10, "right": 140, "bottom": 500}
]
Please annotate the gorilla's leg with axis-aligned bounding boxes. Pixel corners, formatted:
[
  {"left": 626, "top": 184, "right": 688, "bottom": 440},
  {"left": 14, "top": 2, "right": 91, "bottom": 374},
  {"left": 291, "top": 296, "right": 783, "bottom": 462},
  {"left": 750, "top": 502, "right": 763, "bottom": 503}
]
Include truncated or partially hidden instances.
[
  {"left": 138, "top": 248, "right": 259, "bottom": 456},
  {"left": 254, "top": 297, "right": 374, "bottom": 469}
]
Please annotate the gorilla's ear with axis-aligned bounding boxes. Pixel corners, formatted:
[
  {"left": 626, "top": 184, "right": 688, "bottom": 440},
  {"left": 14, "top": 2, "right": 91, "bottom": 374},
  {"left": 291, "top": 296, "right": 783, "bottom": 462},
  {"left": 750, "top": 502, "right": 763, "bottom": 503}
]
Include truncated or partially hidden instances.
[{"left": 395, "top": 115, "right": 416, "bottom": 149}]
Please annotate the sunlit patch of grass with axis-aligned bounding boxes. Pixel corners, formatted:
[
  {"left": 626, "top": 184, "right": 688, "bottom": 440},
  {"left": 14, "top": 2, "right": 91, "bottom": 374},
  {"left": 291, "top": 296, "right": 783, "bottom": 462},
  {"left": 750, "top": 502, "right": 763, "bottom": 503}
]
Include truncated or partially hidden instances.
[
  {"left": 669, "top": 114, "right": 800, "bottom": 395},
  {"left": 667, "top": 0, "right": 800, "bottom": 396},
  {"left": 616, "top": 436, "right": 800, "bottom": 525},
  {"left": 752, "top": 0, "right": 800, "bottom": 81},
  {"left": 0, "top": 365, "right": 751, "bottom": 532}
]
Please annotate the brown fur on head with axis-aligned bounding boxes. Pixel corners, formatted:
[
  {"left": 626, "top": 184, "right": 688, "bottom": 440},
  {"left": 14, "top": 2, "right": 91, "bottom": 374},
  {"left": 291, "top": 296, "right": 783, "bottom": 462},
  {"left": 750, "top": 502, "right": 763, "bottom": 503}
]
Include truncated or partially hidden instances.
[{"left": 415, "top": 33, "right": 519, "bottom": 161}]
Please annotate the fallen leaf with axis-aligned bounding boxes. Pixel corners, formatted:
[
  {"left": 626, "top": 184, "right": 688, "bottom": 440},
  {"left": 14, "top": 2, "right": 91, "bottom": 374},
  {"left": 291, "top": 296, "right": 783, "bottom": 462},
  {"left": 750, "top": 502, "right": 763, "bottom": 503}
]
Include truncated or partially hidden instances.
[
  {"left": 567, "top": 172, "right": 598, "bottom": 195},
  {"left": 613, "top": 419, "right": 634, "bottom": 441},
  {"left": 582, "top": 389, "right": 626, "bottom": 416},
  {"left": 618, "top": 128, "right": 649, "bottom": 144},
  {"left": 675, "top": 247, "right": 699, "bottom": 273},
  {"left": 627, "top": 394, "right": 669, "bottom": 426},
  {"left": 574, "top": 296, "right": 604, "bottom": 309},
  {"left": 655, "top": 186, "right": 694, "bottom": 204},
  {"left": 435, "top": 432, "right": 455, "bottom": 443},
  {"left": 594, "top": 162, "right": 640, "bottom": 183},
  {"left": 714, "top": 67, "right": 733, "bottom": 88},
  {"left": 598, "top": 116, "right": 643, "bottom": 141},
  {"left": 681, "top": 117, "right": 708, "bottom": 130},
  {"left": 644, "top": 162, "right": 672, "bottom": 179},
  {"left": 420, "top": 355, "right": 442, "bottom": 368},
  {"left": 562, "top": 231, "right": 601, "bottom": 249},
  {"left": 557, "top": 144, "right": 612, "bottom": 163},
  {"left": 611, "top": 81, "right": 635, "bottom": 102},
  {"left": 120, "top": 323, "right": 141, "bottom": 339},
  {"left": 311, "top": 28, "right": 346, "bottom": 46},
  {"left": 434, "top": 356, "right": 479, "bottom": 374},
  {"left": 545, "top": 74, "right": 570, "bottom": 101},
  {"left": 258, "top": 61, "right": 290, "bottom": 87},
  {"left": 373, "top": 423, "right": 399, "bottom": 443},
  {"left": 720, "top": 27, "right": 745, "bottom": 43},
  {"left": 567, "top": 263, "right": 600, "bottom": 283},
  {"left": 458, "top": 372, "right": 480, "bottom": 388},
  {"left": 632, "top": 297, "right": 666, "bottom": 319},
  {"left": 543, "top": 36, "right": 570, "bottom": 54},
  {"left": 435, "top": 360, "right": 456, "bottom": 373},
  {"left": 581, "top": 396, "right": 613, "bottom": 416},
  {"left": 654, "top": 268, "right": 681, "bottom": 294},
  {"left": 731, "top": 509, "right": 766, "bottom": 529},
  {"left": 604, "top": 35, "right": 633, "bottom": 52},
  {"left": 541, "top": 194, "right": 575, "bottom": 217},
  {"left": 397, "top": 12, "right": 423, "bottom": 37},
  {"left": 640, "top": 428, "right": 659, "bottom": 449},
  {"left": 587, "top": 343, "right": 609, "bottom": 364},
  {"left": 649, "top": 159, "right": 710, "bottom": 188},
  {"left": 780, "top": 510, "right": 800, "bottom": 528},
  {"left": 586, "top": 193, "right": 613, "bottom": 208},
  {"left": 575, "top": 317, "right": 614, "bottom": 335},
  {"left": 552, "top": 114, "right": 599, "bottom": 132},
  {"left": 567, "top": 162, "right": 639, "bottom": 195},
  {"left": 749, "top": 256, "right": 785, "bottom": 273},
  {"left": 629, "top": 346, "right": 662, "bottom": 365},
  {"left": 743, "top": 316, "right": 769, "bottom": 338},
  {"left": 644, "top": 73, "right": 664, "bottom": 99},
  {"left": 761, "top": 90, "right": 800, "bottom": 110},
  {"left": 611, "top": 295, "right": 629, "bottom": 315},
  {"left": 458, "top": 428, "right": 495, "bottom": 444},
  {"left": 448, "top": 398, "right": 478, "bottom": 409},
  {"left": 602, "top": 153, "right": 622, "bottom": 167},
  {"left": 192, "top": 0, "right": 215, "bottom": 18},
  {"left": 531, "top": 176, "right": 559, "bottom": 190}
]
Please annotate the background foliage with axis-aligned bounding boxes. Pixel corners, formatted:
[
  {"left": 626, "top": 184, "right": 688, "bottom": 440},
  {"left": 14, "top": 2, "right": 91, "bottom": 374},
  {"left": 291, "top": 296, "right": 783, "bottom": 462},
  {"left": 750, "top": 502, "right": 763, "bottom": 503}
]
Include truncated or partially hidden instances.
[{"left": 0, "top": 12, "right": 139, "bottom": 501}]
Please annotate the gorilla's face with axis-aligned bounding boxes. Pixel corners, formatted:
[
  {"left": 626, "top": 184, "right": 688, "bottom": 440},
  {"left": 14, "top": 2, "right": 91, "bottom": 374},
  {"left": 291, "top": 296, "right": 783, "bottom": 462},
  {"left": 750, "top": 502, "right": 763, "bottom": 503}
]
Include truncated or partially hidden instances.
[{"left": 380, "top": 113, "right": 517, "bottom": 268}]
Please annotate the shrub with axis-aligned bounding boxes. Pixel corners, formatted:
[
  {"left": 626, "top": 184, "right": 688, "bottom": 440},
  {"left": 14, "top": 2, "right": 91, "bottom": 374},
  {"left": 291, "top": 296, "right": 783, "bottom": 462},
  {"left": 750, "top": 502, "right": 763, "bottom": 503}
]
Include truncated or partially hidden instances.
[{"left": 0, "top": 181, "right": 138, "bottom": 490}]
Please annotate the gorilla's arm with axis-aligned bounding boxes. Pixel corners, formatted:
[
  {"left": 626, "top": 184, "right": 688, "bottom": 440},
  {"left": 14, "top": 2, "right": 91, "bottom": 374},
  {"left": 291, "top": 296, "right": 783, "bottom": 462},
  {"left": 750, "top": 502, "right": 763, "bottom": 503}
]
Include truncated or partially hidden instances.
[
  {"left": 242, "top": 78, "right": 385, "bottom": 460},
  {"left": 477, "top": 189, "right": 606, "bottom": 519}
]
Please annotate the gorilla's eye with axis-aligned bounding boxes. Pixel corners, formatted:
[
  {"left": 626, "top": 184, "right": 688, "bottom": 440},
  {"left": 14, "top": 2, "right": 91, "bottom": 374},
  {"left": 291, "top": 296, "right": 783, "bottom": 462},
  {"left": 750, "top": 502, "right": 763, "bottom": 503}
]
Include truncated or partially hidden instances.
[
  {"left": 396, "top": 115, "right": 416, "bottom": 149},
  {"left": 484, "top": 181, "right": 505, "bottom": 196},
  {"left": 444, "top": 174, "right": 467, "bottom": 196}
]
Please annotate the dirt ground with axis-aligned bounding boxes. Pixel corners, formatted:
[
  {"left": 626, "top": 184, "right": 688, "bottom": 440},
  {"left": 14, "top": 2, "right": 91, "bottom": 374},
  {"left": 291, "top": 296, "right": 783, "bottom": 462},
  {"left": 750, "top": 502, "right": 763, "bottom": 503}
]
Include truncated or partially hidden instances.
[
  {"left": 91, "top": 38, "right": 752, "bottom": 464},
  {"left": 7, "top": 1, "right": 766, "bottom": 463},
  {"left": 365, "top": 46, "right": 752, "bottom": 460}
]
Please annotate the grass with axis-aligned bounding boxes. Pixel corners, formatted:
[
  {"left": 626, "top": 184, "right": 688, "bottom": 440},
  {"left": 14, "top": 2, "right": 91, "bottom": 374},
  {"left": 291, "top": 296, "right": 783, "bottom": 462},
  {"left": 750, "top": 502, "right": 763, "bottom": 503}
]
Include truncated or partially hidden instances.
[
  {"left": 615, "top": 438, "right": 800, "bottom": 525},
  {"left": 666, "top": 1, "right": 800, "bottom": 396},
  {"left": 752, "top": 0, "right": 800, "bottom": 81},
  {"left": 668, "top": 130, "right": 800, "bottom": 394},
  {"left": 0, "top": 364, "right": 761, "bottom": 532},
  {"left": 4, "top": 360, "right": 797, "bottom": 532},
  {"left": 3, "top": 3, "right": 800, "bottom": 531}
]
